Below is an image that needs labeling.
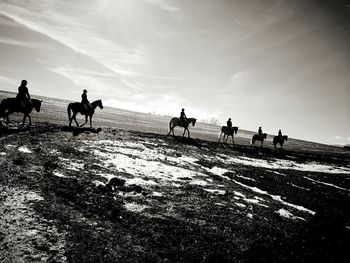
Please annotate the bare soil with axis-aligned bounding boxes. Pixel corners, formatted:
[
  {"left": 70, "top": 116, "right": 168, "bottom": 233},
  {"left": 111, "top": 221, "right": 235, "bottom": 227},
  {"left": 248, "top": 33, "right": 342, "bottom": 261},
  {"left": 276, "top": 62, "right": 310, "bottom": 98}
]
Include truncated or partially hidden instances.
[{"left": 0, "top": 122, "right": 349, "bottom": 263}]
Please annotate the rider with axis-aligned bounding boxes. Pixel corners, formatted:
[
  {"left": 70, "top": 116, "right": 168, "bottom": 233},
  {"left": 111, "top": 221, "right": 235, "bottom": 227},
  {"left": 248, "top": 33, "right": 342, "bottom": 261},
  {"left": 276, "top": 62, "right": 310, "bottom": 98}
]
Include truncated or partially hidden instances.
[
  {"left": 227, "top": 118, "right": 232, "bottom": 133},
  {"left": 16, "top": 80, "right": 32, "bottom": 110},
  {"left": 81, "top": 89, "right": 92, "bottom": 112},
  {"left": 180, "top": 108, "right": 188, "bottom": 126},
  {"left": 258, "top": 126, "right": 263, "bottom": 138},
  {"left": 278, "top": 129, "right": 283, "bottom": 139}
]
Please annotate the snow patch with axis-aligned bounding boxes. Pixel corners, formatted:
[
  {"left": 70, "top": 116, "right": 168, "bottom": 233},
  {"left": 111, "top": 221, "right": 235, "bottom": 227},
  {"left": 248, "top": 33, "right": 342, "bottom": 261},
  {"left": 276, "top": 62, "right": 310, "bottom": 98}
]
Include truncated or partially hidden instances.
[
  {"left": 18, "top": 146, "right": 32, "bottom": 153},
  {"left": 53, "top": 171, "right": 69, "bottom": 178},
  {"left": 276, "top": 209, "right": 306, "bottom": 221},
  {"left": 304, "top": 176, "right": 350, "bottom": 192},
  {"left": 227, "top": 156, "right": 350, "bottom": 174},
  {"left": 124, "top": 202, "right": 149, "bottom": 213},
  {"left": 203, "top": 189, "right": 226, "bottom": 195}
]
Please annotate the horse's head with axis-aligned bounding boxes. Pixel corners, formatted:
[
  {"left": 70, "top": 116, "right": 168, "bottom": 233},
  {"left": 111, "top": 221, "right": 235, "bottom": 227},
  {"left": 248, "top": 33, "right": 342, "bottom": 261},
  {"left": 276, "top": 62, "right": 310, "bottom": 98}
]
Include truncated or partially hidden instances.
[
  {"left": 233, "top": 126, "right": 239, "bottom": 134},
  {"left": 191, "top": 118, "right": 196, "bottom": 126},
  {"left": 91, "top": 99, "right": 103, "bottom": 109},
  {"left": 263, "top": 133, "right": 267, "bottom": 139},
  {"left": 33, "top": 99, "right": 42, "bottom": 112},
  {"left": 97, "top": 99, "right": 103, "bottom": 109},
  {"left": 284, "top": 135, "right": 288, "bottom": 141}
]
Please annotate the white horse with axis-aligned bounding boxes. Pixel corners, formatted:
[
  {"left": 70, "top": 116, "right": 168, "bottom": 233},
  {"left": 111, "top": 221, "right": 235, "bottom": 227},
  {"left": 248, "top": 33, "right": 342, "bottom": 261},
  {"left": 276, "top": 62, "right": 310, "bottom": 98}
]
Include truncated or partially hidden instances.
[{"left": 167, "top": 117, "right": 196, "bottom": 138}]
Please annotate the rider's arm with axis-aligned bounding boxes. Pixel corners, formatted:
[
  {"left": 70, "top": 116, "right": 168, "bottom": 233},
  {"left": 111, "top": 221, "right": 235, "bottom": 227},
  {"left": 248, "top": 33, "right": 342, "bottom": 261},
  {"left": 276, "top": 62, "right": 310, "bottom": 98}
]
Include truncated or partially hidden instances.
[{"left": 26, "top": 89, "right": 31, "bottom": 99}]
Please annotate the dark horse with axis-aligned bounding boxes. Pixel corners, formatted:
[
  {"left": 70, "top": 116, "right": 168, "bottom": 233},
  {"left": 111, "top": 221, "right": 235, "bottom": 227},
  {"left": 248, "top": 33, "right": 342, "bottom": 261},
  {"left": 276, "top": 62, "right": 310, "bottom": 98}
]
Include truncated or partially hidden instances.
[
  {"left": 273, "top": 135, "right": 288, "bottom": 149},
  {"left": 218, "top": 126, "right": 239, "bottom": 144},
  {"left": 0, "top": 98, "right": 42, "bottom": 127},
  {"left": 251, "top": 133, "right": 267, "bottom": 147},
  {"left": 167, "top": 117, "right": 196, "bottom": 138},
  {"left": 67, "top": 100, "right": 103, "bottom": 128}
]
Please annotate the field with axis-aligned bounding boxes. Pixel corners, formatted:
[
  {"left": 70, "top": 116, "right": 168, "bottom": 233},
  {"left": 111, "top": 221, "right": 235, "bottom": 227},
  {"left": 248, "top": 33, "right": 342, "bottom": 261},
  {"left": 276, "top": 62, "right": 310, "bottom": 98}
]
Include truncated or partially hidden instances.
[{"left": 0, "top": 90, "right": 350, "bottom": 262}]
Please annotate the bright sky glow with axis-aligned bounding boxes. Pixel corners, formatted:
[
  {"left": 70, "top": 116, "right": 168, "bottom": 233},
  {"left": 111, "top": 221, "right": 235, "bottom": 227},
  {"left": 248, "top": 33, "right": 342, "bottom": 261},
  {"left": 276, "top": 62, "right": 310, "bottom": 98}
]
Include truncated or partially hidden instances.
[{"left": 0, "top": 0, "right": 349, "bottom": 144}]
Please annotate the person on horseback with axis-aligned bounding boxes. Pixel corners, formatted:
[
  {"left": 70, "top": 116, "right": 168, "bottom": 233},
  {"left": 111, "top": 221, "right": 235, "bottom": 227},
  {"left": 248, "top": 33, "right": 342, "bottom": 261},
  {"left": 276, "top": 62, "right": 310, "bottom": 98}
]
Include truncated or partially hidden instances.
[
  {"left": 16, "top": 80, "right": 33, "bottom": 110},
  {"left": 278, "top": 129, "right": 283, "bottom": 139},
  {"left": 81, "top": 89, "right": 92, "bottom": 113},
  {"left": 258, "top": 126, "right": 263, "bottom": 139},
  {"left": 180, "top": 108, "right": 188, "bottom": 127},
  {"left": 227, "top": 118, "right": 232, "bottom": 133}
]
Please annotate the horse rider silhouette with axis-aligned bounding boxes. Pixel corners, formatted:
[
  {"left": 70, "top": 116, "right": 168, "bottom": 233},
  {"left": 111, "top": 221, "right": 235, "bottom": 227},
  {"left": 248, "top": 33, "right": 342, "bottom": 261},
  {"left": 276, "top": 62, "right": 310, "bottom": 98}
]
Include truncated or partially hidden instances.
[
  {"left": 227, "top": 118, "right": 232, "bottom": 133},
  {"left": 180, "top": 108, "right": 189, "bottom": 127},
  {"left": 278, "top": 129, "right": 283, "bottom": 139},
  {"left": 16, "top": 80, "right": 33, "bottom": 110},
  {"left": 81, "top": 89, "right": 92, "bottom": 113},
  {"left": 258, "top": 126, "right": 263, "bottom": 139}
]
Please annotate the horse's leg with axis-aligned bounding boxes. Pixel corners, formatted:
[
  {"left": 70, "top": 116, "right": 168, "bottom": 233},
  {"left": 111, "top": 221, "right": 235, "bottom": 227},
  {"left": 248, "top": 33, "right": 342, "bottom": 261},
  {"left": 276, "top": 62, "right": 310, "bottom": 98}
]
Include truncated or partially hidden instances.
[
  {"left": 72, "top": 113, "right": 79, "bottom": 127},
  {"left": 187, "top": 128, "right": 190, "bottom": 138},
  {"left": 218, "top": 132, "right": 222, "bottom": 142},
  {"left": 232, "top": 135, "right": 235, "bottom": 145},
  {"left": 89, "top": 115, "right": 92, "bottom": 128},
  {"left": 167, "top": 122, "right": 172, "bottom": 136},
  {"left": 21, "top": 114, "right": 27, "bottom": 128},
  {"left": 5, "top": 114, "right": 9, "bottom": 125},
  {"left": 182, "top": 128, "right": 185, "bottom": 137},
  {"left": 28, "top": 114, "right": 32, "bottom": 127},
  {"left": 80, "top": 115, "right": 88, "bottom": 127}
]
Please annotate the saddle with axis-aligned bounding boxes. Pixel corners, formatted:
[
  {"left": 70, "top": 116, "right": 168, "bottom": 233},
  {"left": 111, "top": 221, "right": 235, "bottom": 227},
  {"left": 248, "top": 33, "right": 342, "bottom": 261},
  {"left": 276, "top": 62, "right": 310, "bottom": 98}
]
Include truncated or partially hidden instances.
[
  {"left": 180, "top": 119, "right": 189, "bottom": 127},
  {"left": 81, "top": 102, "right": 92, "bottom": 114}
]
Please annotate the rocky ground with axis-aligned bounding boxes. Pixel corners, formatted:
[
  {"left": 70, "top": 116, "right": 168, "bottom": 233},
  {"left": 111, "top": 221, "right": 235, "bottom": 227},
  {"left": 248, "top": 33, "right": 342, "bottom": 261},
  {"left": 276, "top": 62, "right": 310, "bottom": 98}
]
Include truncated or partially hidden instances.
[{"left": 0, "top": 123, "right": 350, "bottom": 263}]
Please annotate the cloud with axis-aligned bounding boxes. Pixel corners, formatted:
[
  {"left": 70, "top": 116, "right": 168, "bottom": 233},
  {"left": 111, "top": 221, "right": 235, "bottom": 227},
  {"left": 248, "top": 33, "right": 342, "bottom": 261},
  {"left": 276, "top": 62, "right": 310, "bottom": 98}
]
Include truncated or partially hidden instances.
[
  {"left": 0, "top": 76, "right": 18, "bottom": 86},
  {"left": 0, "top": 3, "right": 146, "bottom": 78},
  {"left": 228, "top": 71, "right": 249, "bottom": 87},
  {"left": 0, "top": 36, "right": 51, "bottom": 50},
  {"left": 147, "top": 0, "right": 182, "bottom": 14},
  {"left": 49, "top": 67, "right": 110, "bottom": 95}
]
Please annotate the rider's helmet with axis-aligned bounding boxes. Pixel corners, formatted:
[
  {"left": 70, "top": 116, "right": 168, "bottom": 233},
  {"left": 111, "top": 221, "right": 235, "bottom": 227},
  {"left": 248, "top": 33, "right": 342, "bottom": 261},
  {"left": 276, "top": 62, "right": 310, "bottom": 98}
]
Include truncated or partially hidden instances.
[
  {"left": 182, "top": 108, "right": 184, "bottom": 111},
  {"left": 83, "top": 89, "right": 87, "bottom": 93},
  {"left": 228, "top": 118, "right": 231, "bottom": 121},
  {"left": 21, "top": 80, "right": 27, "bottom": 85}
]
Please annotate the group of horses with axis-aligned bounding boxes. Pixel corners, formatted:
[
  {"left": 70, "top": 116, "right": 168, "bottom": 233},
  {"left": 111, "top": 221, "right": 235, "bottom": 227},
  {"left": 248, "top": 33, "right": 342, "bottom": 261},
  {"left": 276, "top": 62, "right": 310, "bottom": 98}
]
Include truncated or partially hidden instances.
[
  {"left": 168, "top": 117, "right": 288, "bottom": 149},
  {"left": 0, "top": 97, "right": 287, "bottom": 149},
  {"left": 0, "top": 97, "right": 103, "bottom": 128}
]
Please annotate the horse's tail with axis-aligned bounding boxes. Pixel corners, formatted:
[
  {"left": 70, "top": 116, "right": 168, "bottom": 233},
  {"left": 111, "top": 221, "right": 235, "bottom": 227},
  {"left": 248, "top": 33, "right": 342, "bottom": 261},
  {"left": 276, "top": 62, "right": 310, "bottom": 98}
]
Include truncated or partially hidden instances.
[
  {"left": 167, "top": 119, "right": 173, "bottom": 135},
  {"left": 67, "top": 103, "right": 72, "bottom": 121}
]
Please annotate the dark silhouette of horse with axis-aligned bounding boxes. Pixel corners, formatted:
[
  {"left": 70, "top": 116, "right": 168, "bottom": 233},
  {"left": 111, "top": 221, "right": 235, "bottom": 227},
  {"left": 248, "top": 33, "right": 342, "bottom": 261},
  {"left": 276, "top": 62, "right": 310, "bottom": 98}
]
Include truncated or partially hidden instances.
[
  {"left": 67, "top": 99, "right": 103, "bottom": 128},
  {"left": 0, "top": 98, "right": 42, "bottom": 127},
  {"left": 167, "top": 117, "right": 196, "bottom": 138},
  {"left": 218, "top": 126, "right": 239, "bottom": 144},
  {"left": 252, "top": 133, "right": 267, "bottom": 147},
  {"left": 273, "top": 135, "right": 288, "bottom": 149}
]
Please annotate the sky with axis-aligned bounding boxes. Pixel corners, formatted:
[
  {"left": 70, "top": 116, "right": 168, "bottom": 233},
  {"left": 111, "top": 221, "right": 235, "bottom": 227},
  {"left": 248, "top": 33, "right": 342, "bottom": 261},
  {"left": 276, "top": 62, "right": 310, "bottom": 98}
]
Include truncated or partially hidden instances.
[{"left": 0, "top": 0, "right": 349, "bottom": 145}]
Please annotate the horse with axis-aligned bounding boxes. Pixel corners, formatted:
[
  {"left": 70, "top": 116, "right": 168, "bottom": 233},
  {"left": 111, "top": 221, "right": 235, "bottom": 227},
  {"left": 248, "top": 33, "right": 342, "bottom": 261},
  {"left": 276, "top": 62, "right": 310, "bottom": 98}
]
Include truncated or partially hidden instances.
[
  {"left": 167, "top": 117, "right": 196, "bottom": 138},
  {"left": 273, "top": 135, "right": 288, "bottom": 149},
  {"left": 0, "top": 98, "right": 42, "bottom": 127},
  {"left": 67, "top": 99, "right": 103, "bottom": 128},
  {"left": 251, "top": 133, "right": 267, "bottom": 147},
  {"left": 218, "top": 126, "right": 239, "bottom": 144}
]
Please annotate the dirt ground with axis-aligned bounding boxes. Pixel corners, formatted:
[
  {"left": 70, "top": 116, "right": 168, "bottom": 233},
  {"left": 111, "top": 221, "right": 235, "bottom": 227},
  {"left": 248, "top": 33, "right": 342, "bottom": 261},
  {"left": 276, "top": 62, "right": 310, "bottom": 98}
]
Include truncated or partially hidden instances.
[{"left": 0, "top": 122, "right": 350, "bottom": 263}]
